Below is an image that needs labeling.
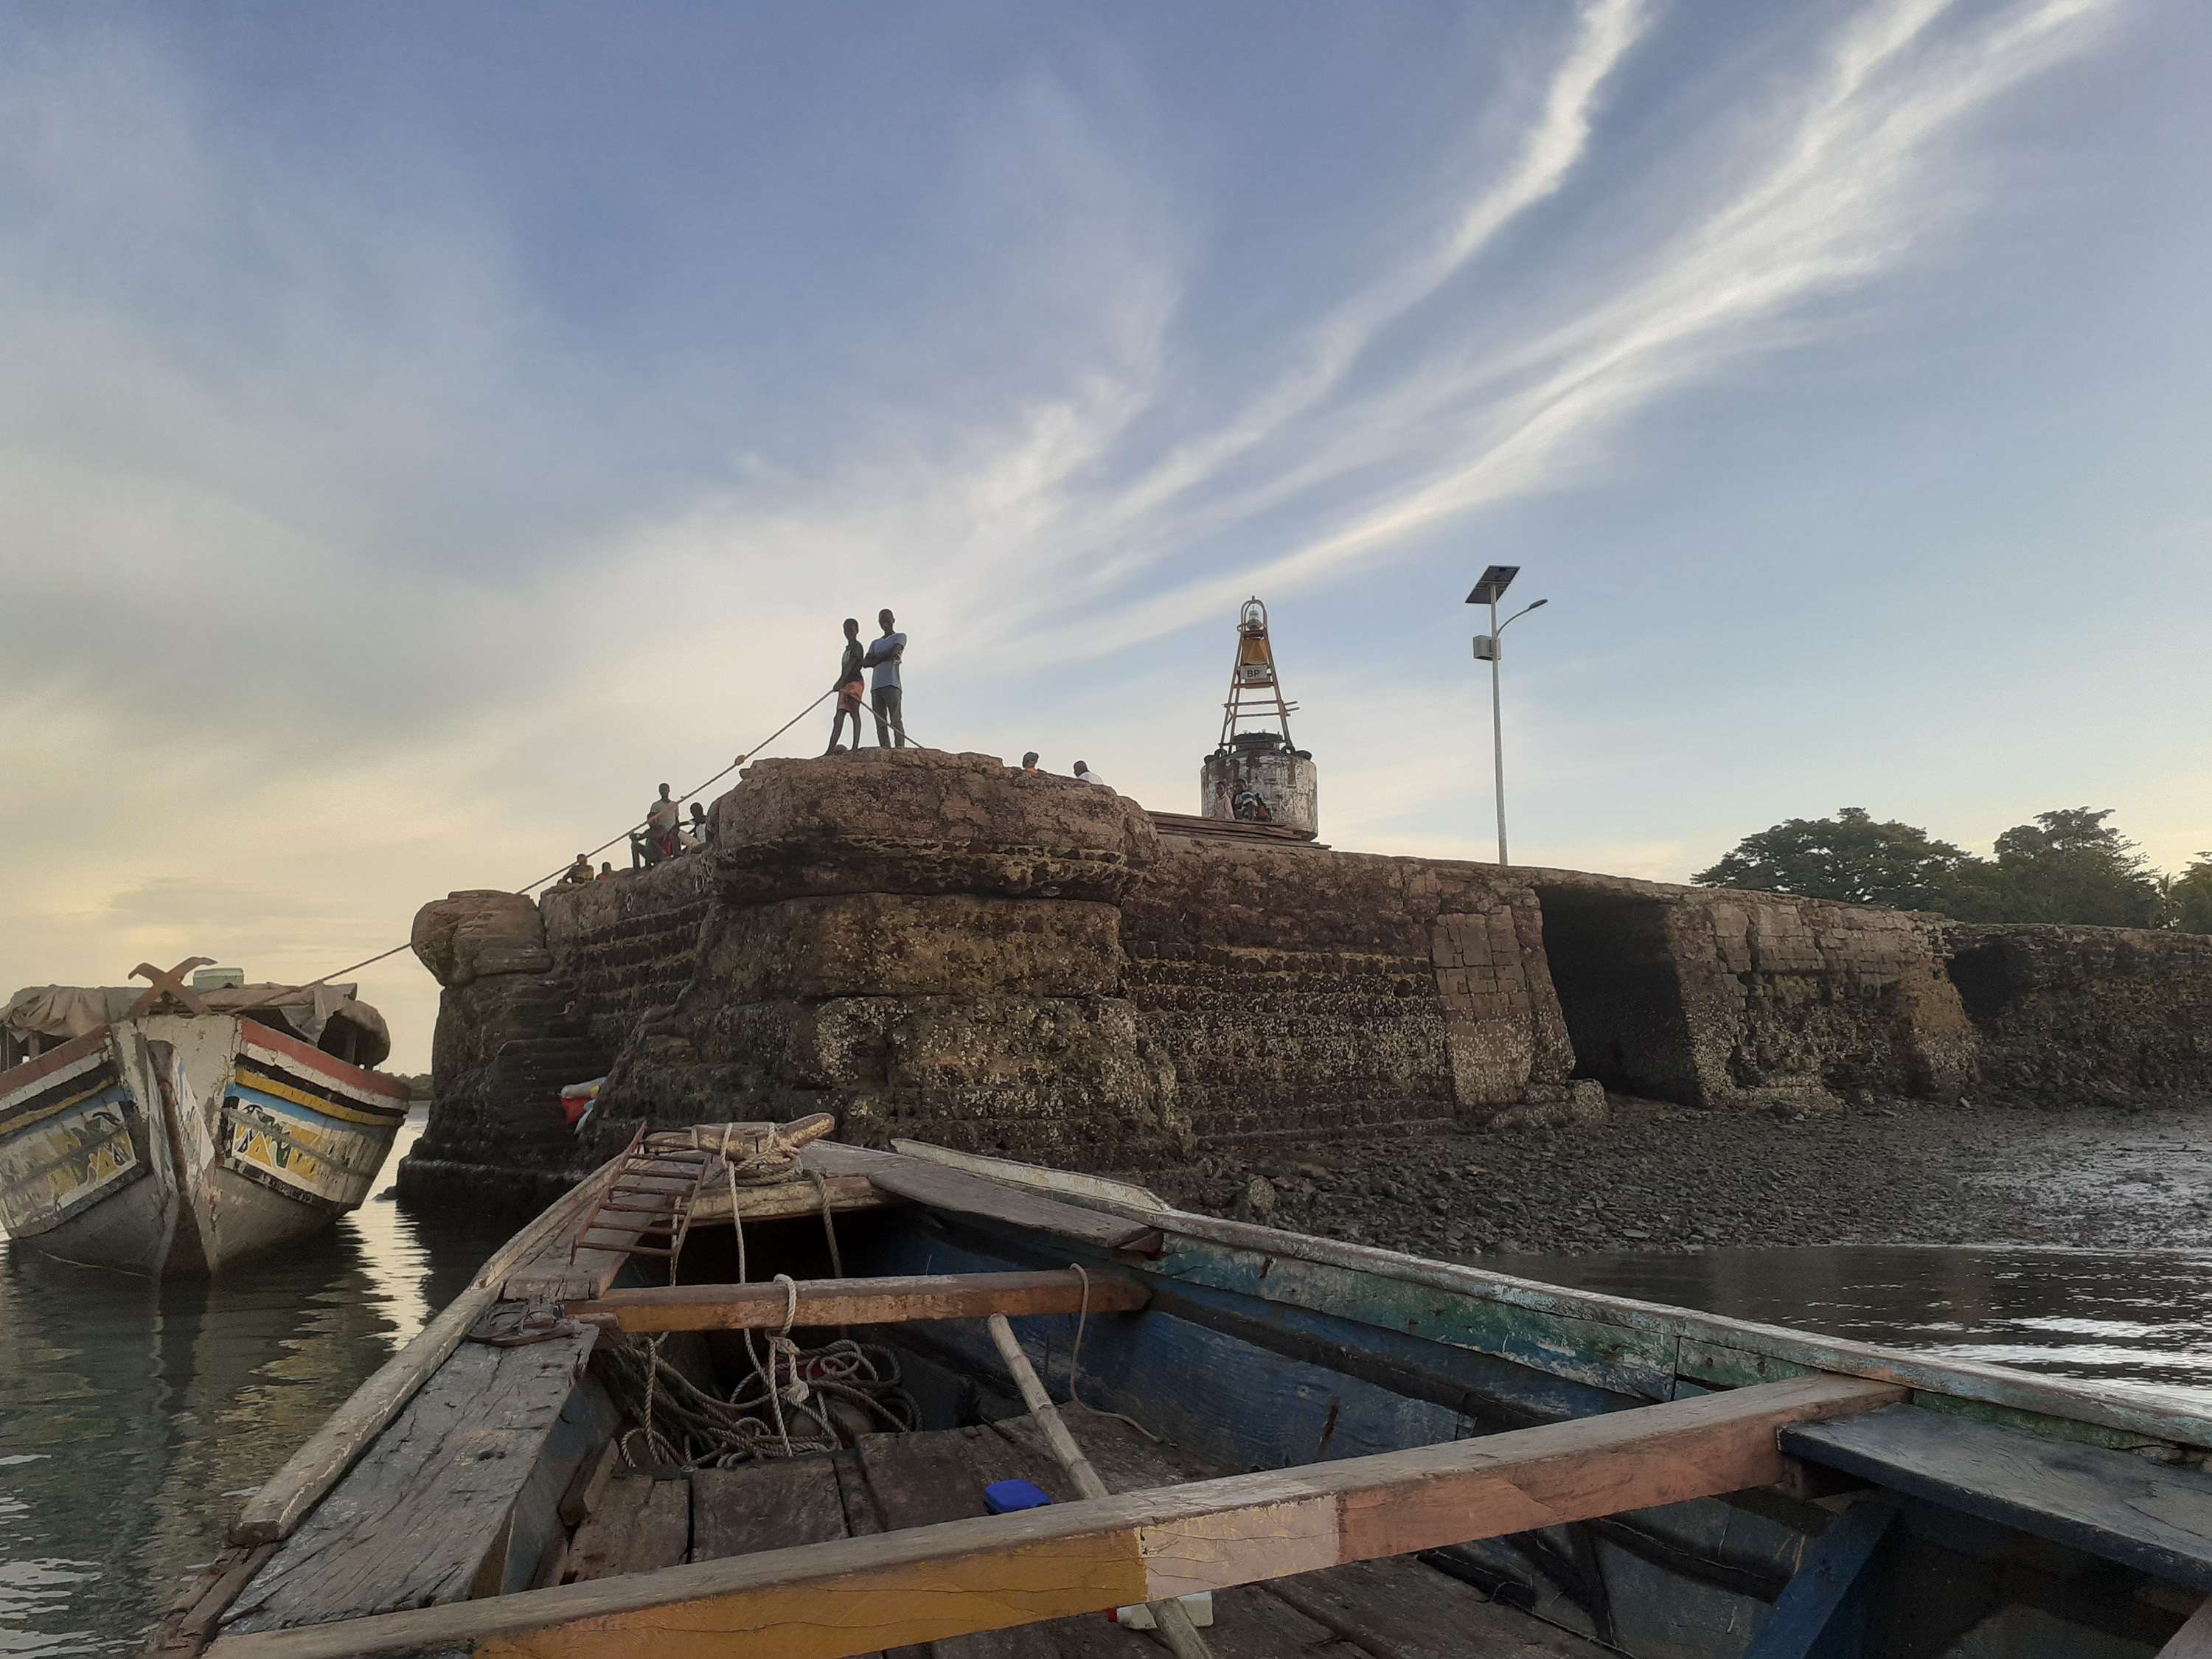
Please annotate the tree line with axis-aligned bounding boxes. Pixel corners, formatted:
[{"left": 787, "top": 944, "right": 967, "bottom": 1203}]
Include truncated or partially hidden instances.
[{"left": 1692, "top": 807, "right": 2212, "bottom": 933}]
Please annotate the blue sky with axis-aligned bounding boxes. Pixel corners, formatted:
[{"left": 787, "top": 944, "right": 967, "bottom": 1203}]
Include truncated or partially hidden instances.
[{"left": 3, "top": 0, "right": 2206, "bottom": 1070}]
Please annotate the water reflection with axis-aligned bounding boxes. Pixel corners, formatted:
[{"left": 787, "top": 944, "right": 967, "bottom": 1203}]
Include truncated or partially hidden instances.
[
  {"left": 0, "top": 1113, "right": 512, "bottom": 1654},
  {"left": 1482, "top": 1245, "right": 2212, "bottom": 1407}
]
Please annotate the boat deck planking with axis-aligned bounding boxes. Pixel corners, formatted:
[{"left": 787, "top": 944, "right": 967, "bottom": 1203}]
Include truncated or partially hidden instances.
[
  {"left": 220, "top": 1332, "right": 608, "bottom": 1633},
  {"left": 201, "top": 1374, "right": 1899, "bottom": 1659},
  {"left": 1784, "top": 1405, "right": 2212, "bottom": 1592}
]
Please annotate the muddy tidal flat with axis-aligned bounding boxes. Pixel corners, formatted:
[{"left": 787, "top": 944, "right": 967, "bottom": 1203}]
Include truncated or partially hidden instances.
[{"left": 1154, "top": 1094, "right": 2212, "bottom": 1258}]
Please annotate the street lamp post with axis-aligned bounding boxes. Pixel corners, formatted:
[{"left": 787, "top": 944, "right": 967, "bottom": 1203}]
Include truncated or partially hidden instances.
[{"left": 1467, "top": 566, "right": 1548, "bottom": 866}]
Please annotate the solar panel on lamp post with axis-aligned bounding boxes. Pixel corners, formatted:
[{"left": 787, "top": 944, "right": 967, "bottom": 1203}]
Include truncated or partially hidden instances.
[{"left": 1467, "top": 566, "right": 1547, "bottom": 866}]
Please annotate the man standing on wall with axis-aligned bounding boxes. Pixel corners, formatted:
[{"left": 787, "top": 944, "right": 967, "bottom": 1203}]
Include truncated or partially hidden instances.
[
  {"left": 865, "top": 608, "right": 908, "bottom": 748},
  {"left": 826, "top": 618, "right": 867, "bottom": 754}
]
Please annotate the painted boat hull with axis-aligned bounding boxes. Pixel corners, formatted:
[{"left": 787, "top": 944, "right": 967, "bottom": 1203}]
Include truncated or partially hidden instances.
[{"left": 0, "top": 1015, "right": 408, "bottom": 1276}]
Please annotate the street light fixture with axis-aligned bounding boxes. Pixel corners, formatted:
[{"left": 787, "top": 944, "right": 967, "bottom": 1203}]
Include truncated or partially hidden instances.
[{"left": 1467, "top": 566, "right": 1548, "bottom": 866}]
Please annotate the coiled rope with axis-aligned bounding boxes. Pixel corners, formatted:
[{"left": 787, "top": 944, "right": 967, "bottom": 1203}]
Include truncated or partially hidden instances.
[{"left": 598, "top": 1122, "right": 912, "bottom": 1467}]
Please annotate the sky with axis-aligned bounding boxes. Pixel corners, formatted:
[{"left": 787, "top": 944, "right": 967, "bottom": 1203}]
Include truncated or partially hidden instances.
[{"left": 3, "top": 0, "right": 2208, "bottom": 1073}]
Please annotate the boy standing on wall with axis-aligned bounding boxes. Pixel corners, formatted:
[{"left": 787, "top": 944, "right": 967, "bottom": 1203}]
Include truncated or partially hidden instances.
[
  {"left": 826, "top": 618, "right": 867, "bottom": 754},
  {"left": 865, "top": 609, "right": 908, "bottom": 748}
]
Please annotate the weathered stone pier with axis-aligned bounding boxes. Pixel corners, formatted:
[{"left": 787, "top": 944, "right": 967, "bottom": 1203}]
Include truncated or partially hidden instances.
[{"left": 397, "top": 748, "right": 2212, "bottom": 1208}]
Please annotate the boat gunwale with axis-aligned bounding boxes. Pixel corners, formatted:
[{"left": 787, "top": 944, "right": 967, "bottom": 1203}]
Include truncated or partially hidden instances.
[
  {"left": 234, "top": 1022, "right": 411, "bottom": 1105},
  {"left": 0, "top": 1027, "right": 114, "bottom": 1103},
  {"left": 1045, "top": 1186, "right": 2212, "bottom": 1451}
]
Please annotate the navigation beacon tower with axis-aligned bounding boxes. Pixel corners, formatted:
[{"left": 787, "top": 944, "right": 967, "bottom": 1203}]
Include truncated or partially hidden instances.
[{"left": 1200, "top": 597, "right": 1318, "bottom": 838}]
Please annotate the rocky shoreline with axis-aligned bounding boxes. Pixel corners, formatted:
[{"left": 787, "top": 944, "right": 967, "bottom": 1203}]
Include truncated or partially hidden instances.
[{"left": 1147, "top": 1093, "right": 2212, "bottom": 1260}]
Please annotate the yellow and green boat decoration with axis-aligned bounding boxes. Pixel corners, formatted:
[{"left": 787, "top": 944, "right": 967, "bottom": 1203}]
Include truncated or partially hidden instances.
[{"left": 0, "top": 973, "right": 408, "bottom": 1275}]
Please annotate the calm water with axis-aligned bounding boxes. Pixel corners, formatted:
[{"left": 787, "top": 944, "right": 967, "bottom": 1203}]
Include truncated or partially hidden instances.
[
  {"left": 0, "top": 1113, "right": 512, "bottom": 1655},
  {"left": 10, "top": 1166, "right": 2212, "bottom": 1658}
]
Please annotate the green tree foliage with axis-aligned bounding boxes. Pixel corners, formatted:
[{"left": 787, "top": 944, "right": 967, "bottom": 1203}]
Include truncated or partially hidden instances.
[
  {"left": 1691, "top": 807, "right": 1975, "bottom": 909},
  {"left": 1697, "top": 804, "right": 2181, "bottom": 928},
  {"left": 2164, "top": 854, "right": 2212, "bottom": 936},
  {"left": 1966, "top": 807, "right": 2162, "bottom": 928}
]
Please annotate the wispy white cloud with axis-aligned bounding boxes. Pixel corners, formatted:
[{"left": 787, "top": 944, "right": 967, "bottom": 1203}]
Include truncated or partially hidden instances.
[{"left": 1037, "top": 0, "right": 2115, "bottom": 660}]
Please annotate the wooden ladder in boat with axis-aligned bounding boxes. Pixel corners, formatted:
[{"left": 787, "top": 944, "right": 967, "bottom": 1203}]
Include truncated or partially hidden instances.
[{"left": 568, "top": 1127, "right": 718, "bottom": 1279}]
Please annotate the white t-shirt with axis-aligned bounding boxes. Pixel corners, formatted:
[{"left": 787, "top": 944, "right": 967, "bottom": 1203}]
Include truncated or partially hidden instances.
[
  {"left": 866, "top": 631, "right": 907, "bottom": 690},
  {"left": 1077, "top": 768, "right": 1108, "bottom": 787}
]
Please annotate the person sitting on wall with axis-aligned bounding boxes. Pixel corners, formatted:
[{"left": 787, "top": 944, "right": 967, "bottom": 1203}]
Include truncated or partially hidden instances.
[
  {"left": 1020, "top": 751, "right": 1040, "bottom": 773},
  {"left": 633, "top": 784, "right": 682, "bottom": 867},
  {"left": 560, "top": 852, "right": 594, "bottom": 885},
  {"left": 679, "top": 800, "right": 709, "bottom": 852},
  {"left": 1234, "top": 789, "right": 1271, "bottom": 821},
  {"left": 597, "top": 862, "right": 616, "bottom": 880},
  {"left": 1074, "top": 760, "right": 1109, "bottom": 787},
  {"left": 1208, "top": 779, "right": 1234, "bottom": 821}
]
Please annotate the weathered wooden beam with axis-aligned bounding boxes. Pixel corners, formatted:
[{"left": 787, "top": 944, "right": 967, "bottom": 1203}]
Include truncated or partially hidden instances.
[
  {"left": 984, "top": 1313, "right": 1213, "bottom": 1659},
  {"left": 571, "top": 1270, "right": 1149, "bottom": 1334},
  {"left": 203, "top": 1372, "right": 1904, "bottom": 1659},
  {"left": 806, "top": 1142, "right": 1166, "bottom": 1256},
  {"left": 1741, "top": 1500, "right": 1895, "bottom": 1659},
  {"left": 687, "top": 1172, "right": 887, "bottom": 1224},
  {"left": 1782, "top": 1404, "right": 2212, "bottom": 1591},
  {"left": 228, "top": 1153, "right": 622, "bottom": 1548}
]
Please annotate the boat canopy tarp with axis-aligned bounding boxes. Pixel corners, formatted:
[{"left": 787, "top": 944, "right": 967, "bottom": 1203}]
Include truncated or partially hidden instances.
[{"left": 2, "top": 982, "right": 392, "bottom": 1069}]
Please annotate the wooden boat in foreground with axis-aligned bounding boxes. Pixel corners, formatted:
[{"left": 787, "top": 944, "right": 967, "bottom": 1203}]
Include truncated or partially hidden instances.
[
  {"left": 1, "top": 962, "right": 408, "bottom": 1275},
  {"left": 157, "top": 1121, "right": 2212, "bottom": 1658}
]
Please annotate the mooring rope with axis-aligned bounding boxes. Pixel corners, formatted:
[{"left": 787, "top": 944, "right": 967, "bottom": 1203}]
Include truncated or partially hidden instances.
[{"left": 297, "top": 682, "right": 857, "bottom": 989}]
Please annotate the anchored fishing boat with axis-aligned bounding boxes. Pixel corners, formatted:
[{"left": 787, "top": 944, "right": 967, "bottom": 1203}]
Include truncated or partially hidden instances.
[
  {"left": 1, "top": 959, "right": 408, "bottom": 1276},
  {"left": 156, "top": 1120, "right": 2212, "bottom": 1658}
]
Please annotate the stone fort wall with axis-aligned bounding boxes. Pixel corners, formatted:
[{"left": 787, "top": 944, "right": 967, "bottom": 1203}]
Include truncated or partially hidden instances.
[{"left": 396, "top": 748, "right": 2212, "bottom": 1204}]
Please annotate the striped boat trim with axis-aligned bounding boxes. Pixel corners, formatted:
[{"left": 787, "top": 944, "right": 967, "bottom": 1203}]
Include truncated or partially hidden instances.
[
  {"left": 0, "top": 1040, "right": 113, "bottom": 1119},
  {"left": 232, "top": 1065, "right": 409, "bottom": 1129},
  {"left": 1, "top": 1057, "right": 122, "bottom": 1133},
  {"left": 239, "top": 1021, "right": 409, "bottom": 1108}
]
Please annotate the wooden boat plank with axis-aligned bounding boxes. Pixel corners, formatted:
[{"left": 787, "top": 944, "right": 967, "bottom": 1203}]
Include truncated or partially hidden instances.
[
  {"left": 1150, "top": 1241, "right": 1680, "bottom": 1402},
  {"left": 898, "top": 1426, "right": 1143, "bottom": 1659},
  {"left": 1142, "top": 1270, "right": 1641, "bottom": 1431},
  {"left": 201, "top": 1374, "right": 1903, "bottom": 1659},
  {"left": 692, "top": 1458, "right": 850, "bottom": 1562},
  {"left": 574, "top": 1270, "right": 1150, "bottom": 1334},
  {"left": 876, "top": 1226, "right": 1637, "bottom": 1449},
  {"left": 888, "top": 1140, "right": 1169, "bottom": 1213},
  {"left": 220, "top": 1330, "right": 598, "bottom": 1632},
  {"left": 566, "top": 1478, "right": 691, "bottom": 1582},
  {"left": 690, "top": 1172, "right": 889, "bottom": 1223},
  {"left": 1739, "top": 1500, "right": 1894, "bottom": 1659},
  {"left": 232, "top": 1153, "right": 622, "bottom": 1547},
  {"left": 1782, "top": 1404, "right": 2212, "bottom": 1590},
  {"left": 909, "top": 1280, "right": 1470, "bottom": 1476},
  {"left": 805, "top": 1143, "right": 1165, "bottom": 1256},
  {"left": 858, "top": 1427, "right": 1002, "bottom": 1530},
  {"left": 492, "top": 1375, "right": 623, "bottom": 1597},
  {"left": 1268, "top": 1559, "right": 1610, "bottom": 1659},
  {"left": 993, "top": 1406, "right": 1611, "bottom": 1658},
  {"left": 1094, "top": 1201, "right": 2212, "bottom": 1453}
]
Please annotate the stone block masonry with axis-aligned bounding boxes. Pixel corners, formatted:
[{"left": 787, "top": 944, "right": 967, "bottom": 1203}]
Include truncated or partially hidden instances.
[{"left": 396, "top": 748, "right": 2212, "bottom": 1206}]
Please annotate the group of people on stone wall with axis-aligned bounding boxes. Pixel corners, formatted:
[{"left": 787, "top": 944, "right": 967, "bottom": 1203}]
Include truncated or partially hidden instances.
[
  {"left": 553, "top": 605, "right": 1119, "bottom": 891},
  {"left": 556, "top": 782, "right": 724, "bottom": 885}
]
